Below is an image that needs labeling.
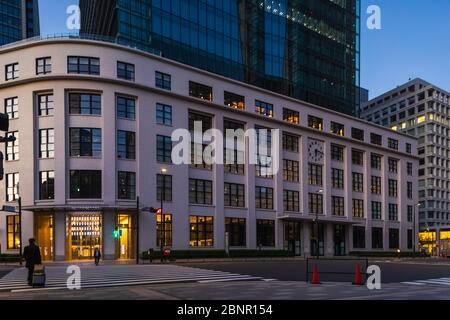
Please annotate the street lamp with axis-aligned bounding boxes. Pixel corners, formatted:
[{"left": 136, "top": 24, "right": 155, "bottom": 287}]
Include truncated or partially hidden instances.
[
  {"left": 159, "top": 168, "right": 167, "bottom": 262},
  {"left": 16, "top": 182, "right": 22, "bottom": 266},
  {"left": 314, "top": 188, "right": 324, "bottom": 259},
  {"left": 413, "top": 203, "right": 421, "bottom": 257}
]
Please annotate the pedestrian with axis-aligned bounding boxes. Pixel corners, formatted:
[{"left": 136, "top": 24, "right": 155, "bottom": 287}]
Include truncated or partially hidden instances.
[
  {"left": 23, "top": 238, "right": 42, "bottom": 286},
  {"left": 94, "top": 248, "right": 101, "bottom": 266}
]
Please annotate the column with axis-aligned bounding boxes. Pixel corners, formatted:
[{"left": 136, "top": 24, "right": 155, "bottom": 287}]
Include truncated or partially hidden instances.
[
  {"left": 53, "top": 212, "right": 66, "bottom": 261},
  {"left": 103, "top": 210, "right": 116, "bottom": 260}
]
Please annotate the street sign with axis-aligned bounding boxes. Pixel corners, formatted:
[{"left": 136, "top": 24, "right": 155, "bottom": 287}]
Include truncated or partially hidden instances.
[{"left": 2, "top": 205, "right": 17, "bottom": 213}]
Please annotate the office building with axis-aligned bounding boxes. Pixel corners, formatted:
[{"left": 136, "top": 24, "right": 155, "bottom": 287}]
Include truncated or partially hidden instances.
[
  {"left": 0, "top": 0, "right": 40, "bottom": 46},
  {"left": 80, "top": 0, "right": 361, "bottom": 116},
  {"left": 0, "top": 37, "right": 417, "bottom": 261}
]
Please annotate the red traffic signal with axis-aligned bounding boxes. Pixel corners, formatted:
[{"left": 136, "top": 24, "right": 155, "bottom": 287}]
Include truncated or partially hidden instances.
[{"left": 149, "top": 207, "right": 162, "bottom": 214}]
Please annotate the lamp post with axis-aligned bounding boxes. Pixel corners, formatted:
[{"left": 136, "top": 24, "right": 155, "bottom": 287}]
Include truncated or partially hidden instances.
[
  {"left": 314, "top": 188, "right": 324, "bottom": 259},
  {"left": 16, "top": 182, "right": 22, "bottom": 266},
  {"left": 413, "top": 203, "right": 421, "bottom": 257},
  {"left": 136, "top": 195, "right": 140, "bottom": 264},
  {"left": 159, "top": 168, "right": 167, "bottom": 262}
]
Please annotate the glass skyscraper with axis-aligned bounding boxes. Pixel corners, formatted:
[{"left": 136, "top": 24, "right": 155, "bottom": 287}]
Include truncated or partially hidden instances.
[
  {"left": 80, "top": 0, "right": 360, "bottom": 115},
  {"left": 0, "top": 0, "right": 40, "bottom": 46}
]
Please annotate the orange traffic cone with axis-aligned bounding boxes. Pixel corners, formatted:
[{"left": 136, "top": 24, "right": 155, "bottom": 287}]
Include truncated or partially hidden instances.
[
  {"left": 353, "top": 263, "right": 364, "bottom": 285},
  {"left": 311, "top": 265, "right": 321, "bottom": 284}
]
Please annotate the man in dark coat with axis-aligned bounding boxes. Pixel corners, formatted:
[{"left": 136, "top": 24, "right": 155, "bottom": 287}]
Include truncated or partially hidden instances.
[{"left": 23, "top": 238, "right": 42, "bottom": 285}]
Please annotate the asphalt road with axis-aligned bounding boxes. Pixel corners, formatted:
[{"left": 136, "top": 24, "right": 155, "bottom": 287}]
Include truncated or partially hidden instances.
[{"left": 184, "top": 260, "right": 450, "bottom": 283}]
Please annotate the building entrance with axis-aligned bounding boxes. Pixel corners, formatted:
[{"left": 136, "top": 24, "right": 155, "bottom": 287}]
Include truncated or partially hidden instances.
[{"left": 66, "top": 214, "right": 102, "bottom": 260}]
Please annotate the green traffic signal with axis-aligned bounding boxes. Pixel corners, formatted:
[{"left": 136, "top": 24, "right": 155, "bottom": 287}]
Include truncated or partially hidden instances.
[{"left": 113, "top": 228, "right": 119, "bottom": 238}]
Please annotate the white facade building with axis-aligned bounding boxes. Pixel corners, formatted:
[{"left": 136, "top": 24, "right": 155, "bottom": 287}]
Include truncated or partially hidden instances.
[{"left": 0, "top": 38, "right": 418, "bottom": 261}]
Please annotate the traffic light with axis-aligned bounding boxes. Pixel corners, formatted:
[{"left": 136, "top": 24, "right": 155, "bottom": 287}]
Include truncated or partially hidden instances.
[
  {"left": 150, "top": 207, "right": 162, "bottom": 214},
  {"left": 113, "top": 228, "right": 119, "bottom": 239}
]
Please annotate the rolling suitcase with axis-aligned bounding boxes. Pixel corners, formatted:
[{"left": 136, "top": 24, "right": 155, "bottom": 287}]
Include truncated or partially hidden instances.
[{"left": 32, "top": 265, "right": 46, "bottom": 288}]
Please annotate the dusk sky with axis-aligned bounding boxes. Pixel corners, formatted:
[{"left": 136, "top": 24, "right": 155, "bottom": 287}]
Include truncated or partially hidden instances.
[{"left": 39, "top": 0, "right": 450, "bottom": 100}]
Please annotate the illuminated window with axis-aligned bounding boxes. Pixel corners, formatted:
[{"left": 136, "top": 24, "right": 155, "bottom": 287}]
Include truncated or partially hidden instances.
[
  {"left": 189, "top": 81, "right": 213, "bottom": 101},
  {"left": 283, "top": 108, "right": 299, "bottom": 124},
  {"left": 255, "top": 100, "right": 273, "bottom": 118},
  {"left": 391, "top": 125, "right": 398, "bottom": 131},
  {"left": 330, "top": 122, "right": 344, "bottom": 136},
  {"left": 308, "top": 115, "right": 323, "bottom": 131},
  {"left": 400, "top": 122, "right": 406, "bottom": 129},
  {"left": 428, "top": 113, "right": 434, "bottom": 120},
  {"left": 417, "top": 116, "right": 426, "bottom": 124},
  {"left": 224, "top": 92, "right": 245, "bottom": 110},
  {"left": 7, "top": 215, "right": 20, "bottom": 249},
  {"left": 157, "top": 214, "right": 172, "bottom": 247},
  {"left": 189, "top": 216, "right": 214, "bottom": 247}
]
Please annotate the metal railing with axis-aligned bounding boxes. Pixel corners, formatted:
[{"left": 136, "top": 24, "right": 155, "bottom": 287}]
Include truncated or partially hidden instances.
[{"left": 0, "top": 33, "right": 162, "bottom": 56}]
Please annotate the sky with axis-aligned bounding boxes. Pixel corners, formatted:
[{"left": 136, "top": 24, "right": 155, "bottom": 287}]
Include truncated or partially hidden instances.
[{"left": 38, "top": 0, "right": 450, "bottom": 99}]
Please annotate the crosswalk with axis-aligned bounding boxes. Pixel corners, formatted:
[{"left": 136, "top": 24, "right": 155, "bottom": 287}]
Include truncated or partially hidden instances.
[
  {"left": 0, "top": 264, "right": 264, "bottom": 292},
  {"left": 402, "top": 278, "right": 450, "bottom": 286}
]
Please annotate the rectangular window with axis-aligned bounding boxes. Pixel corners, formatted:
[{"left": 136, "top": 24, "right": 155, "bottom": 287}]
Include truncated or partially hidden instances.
[
  {"left": 69, "top": 93, "right": 101, "bottom": 115},
  {"left": 117, "top": 61, "right": 135, "bottom": 81},
  {"left": 155, "top": 71, "right": 171, "bottom": 90},
  {"left": 372, "top": 201, "right": 382, "bottom": 220},
  {"left": 371, "top": 154, "right": 382, "bottom": 170},
  {"left": 191, "top": 143, "right": 213, "bottom": 170},
  {"left": 372, "top": 227, "right": 383, "bottom": 249},
  {"left": 332, "top": 196, "right": 345, "bottom": 216},
  {"left": 156, "top": 174, "right": 173, "bottom": 202},
  {"left": 308, "top": 164, "right": 323, "bottom": 186},
  {"left": 189, "top": 216, "right": 214, "bottom": 247},
  {"left": 157, "top": 214, "right": 173, "bottom": 247},
  {"left": 189, "top": 81, "right": 212, "bottom": 101},
  {"left": 224, "top": 183, "right": 245, "bottom": 208},
  {"left": 225, "top": 218, "right": 246, "bottom": 247},
  {"left": 117, "top": 96, "right": 135, "bottom": 119},
  {"left": 407, "top": 182, "right": 413, "bottom": 199},
  {"left": 371, "top": 176, "right": 382, "bottom": 195},
  {"left": 330, "top": 122, "right": 344, "bottom": 136},
  {"left": 38, "top": 93, "right": 54, "bottom": 116},
  {"left": 39, "top": 129, "right": 55, "bottom": 159},
  {"left": 189, "top": 179, "right": 213, "bottom": 205},
  {"left": 284, "top": 190, "right": 299, "bottom": 212},
  {"left": 407, "top": 230, "right": 413, "bottom": 249},
  {"left": 331, "top": 168, "right": 344, "bottom": 189},
  {"left": 352, "top": 199, "right": 364, "bottom": 218},
  {"left": 282, "top": 134, "right": 299, "bottom": 153},
  {"left": 255, "top": 128, "right": 273, "bottom": 178},
  {"left": 308, "top": 193, "right": 323, "bottom": 215},
  {"left": 283, "top": 160, "right": 299, "bottom": 182},
  {"left": 331, "top": 144, "right": 344, "bottom": 162},
  {"left": 407, "top": 162, "right": 413, "bottom": 176},
  {"left": 5, "top": 97, "right": 19, "bottom": 119},
  {"left": 406, "top": 143, "right": 412, "bottom": 154},
  {"left": 255, "top": 100, "right": 273, "bottom": 118},
  {"left": 118, "top": 171, "right": 136, "bottom": 200},
  {"left": 117, "top": 131, "right": 136, "bottom": 160},
  {"left": 6, "top": 131, "right": 19, "bottom": 161},
  {"left": 308, "top": 115, "right": 323, "bottom": 131},
  {"left": 7, "top": 215, "right": 20, "bottom": 249},
  {"left": 69, "top": 170, "right": 102, "bottom": 199},
  {"left": 39, "top": 171, "right": 55, "bottom": 200},
  {"left": 352, "top": 149, "right": 364, "bottom": 166},
  {"left": 68, "top": 56, "right": 100, "bottom": 75},
  {"left": 407, "top": 205, "right": 413, "bottom": 222},
  {"left": 370, "top": 133, "right": 382, "bottom": 146},
  {"left": 224, "top": 120, "right": 245, "bottom": 175},
  {"left": 69, "top": 128, "right": 102, "bottom": 157},
  {"left": 256, "top": 220, "right": 275, "bottom": 247},
  {"left": 36, "top": 57, "right": 52, "bottom": 75},
  {"left": 283, "top": 108, "right": 299, "bottom": 124},
  {"left": 5, "top": 63, "right": 19, "bottom": 80},
  {"left": 388, "top": 179, "right": 398, "bottom": 198},
  {"left": 389, "top": 229, "right": 400, "bottom": 249},
  {"left": 388, "top": 138, "right": 399, "bottom": 150},
  {"left": 352, "top": 172, "right": 364, "bottom": 192},
  {"left": 388, "top": 158, "right": 398, "bottom": 173},
  {"left": 156, "top": 103, "right": 172, "bottom": 125},
  {"left": 353, "top": 226, "right": 366, "bottom": 249},
  {"left": 389, "top": 204, "right": 398, "bottom": 221},
  {"left": 156, "top": 135, "right": 172, "bottom": 163},
  {"left": 224, "top": 91, "right": 245, "bottom": 110},
  {"left": 351, "top": 128, "right": 365, "bottom": 141},
  {"left": 255, "top": 186, "right": 274, "bottom": 210},
  {"left": 6, "top": 173, "right": 19, "bottom": 202}
]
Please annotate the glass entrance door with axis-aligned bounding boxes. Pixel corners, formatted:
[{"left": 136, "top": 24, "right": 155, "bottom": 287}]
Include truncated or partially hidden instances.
[
  {"left": 66, "top": 214, "right": 102, "bottom": 260},
  {"left": 116, "top": 214, "right": 134, "bottom": 260},
  {"left": 284, "top": 221, "right": 301, "bottom": 256},
  {"left": 35, "top": 214, "right": 54, "bottom": 261},
  {"left": 311, "top": 223, "right": 325, "bottom": 257}
]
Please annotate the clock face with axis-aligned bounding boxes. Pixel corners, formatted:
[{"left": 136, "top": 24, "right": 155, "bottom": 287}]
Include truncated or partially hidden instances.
[{"left": 308, "top": 139, "right": 324, "bottom": 163}]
